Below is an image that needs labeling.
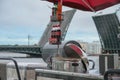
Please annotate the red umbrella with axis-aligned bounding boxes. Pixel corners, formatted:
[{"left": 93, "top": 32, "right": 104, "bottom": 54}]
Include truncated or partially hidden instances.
[{"left": 48, "top": 0, "right": 120, "bottom": 11}]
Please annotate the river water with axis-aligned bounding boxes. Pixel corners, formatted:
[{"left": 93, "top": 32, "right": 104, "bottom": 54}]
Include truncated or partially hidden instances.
[
  {"left": 0, "top": 51, "right": 99, "bottom": 72},
  {"left": 0, "top": 52, "right": 100, "bottom": 80}
]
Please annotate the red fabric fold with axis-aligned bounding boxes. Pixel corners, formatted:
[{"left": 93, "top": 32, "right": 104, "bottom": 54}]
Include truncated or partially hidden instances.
[{"left": 48, "top": 0, "right": 120, "bottom": 11}]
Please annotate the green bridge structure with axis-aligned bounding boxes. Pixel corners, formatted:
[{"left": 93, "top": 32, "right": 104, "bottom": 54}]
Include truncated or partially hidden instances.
[
  {"left": 93, "top": 12, "right": 120, "bottom": 54},
  {"left": 0, "top": 45, "right": 42, "bottom": 57}
]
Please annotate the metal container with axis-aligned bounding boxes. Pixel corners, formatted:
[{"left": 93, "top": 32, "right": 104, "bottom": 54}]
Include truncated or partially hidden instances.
[
  {"left": 52, "top": 57, "right": 86, "bottom": 73},
  {"left": 99, "top": 54, "right": 119, "bottom": 75}
]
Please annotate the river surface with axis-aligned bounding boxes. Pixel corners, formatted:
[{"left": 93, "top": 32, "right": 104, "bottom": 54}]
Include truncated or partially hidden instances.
[{"left": 0, "top": 52, "right": 99, "bottom": 72}]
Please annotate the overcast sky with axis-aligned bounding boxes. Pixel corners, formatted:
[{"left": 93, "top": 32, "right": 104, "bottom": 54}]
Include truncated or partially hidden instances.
[{"left": 0, "top": 0, "right": 120, "bottom": 45}]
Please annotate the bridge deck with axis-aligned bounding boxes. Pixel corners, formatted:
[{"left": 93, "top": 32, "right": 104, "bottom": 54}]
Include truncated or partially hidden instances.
[{"left": 0, "top": 46, "right": 42, "bottom": 57}]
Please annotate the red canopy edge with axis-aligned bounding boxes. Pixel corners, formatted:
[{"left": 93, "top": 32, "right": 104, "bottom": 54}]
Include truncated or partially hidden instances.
[{"left": 48, "top": 0, "right": 120, "bottom": 11}]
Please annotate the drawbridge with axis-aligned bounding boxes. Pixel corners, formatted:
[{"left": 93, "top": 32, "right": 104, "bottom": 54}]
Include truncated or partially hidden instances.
[{"left": 0, "top": 10, "right": 76, "bottom": 57}]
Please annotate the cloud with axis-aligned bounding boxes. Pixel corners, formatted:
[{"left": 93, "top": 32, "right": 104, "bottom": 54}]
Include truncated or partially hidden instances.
[
  {"left": 0, "top": 37, "right": 39, "bottom": 45},
  {"left": 0, "top": 0, "right": 51, "bottom": 27},
  {"left": 65, "top": 10, "right": 99, "bottom": 41},
  {"left": 65, "top": 32, "right": 99, "bottom": 42},
  {"left": 0, "top": 0, "right": 51, "bottom": 45}
]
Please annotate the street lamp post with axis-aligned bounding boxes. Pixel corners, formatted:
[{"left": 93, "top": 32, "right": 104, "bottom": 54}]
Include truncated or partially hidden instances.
[{"left": 28, "top": 35, "right": 30, "bottom": 46}]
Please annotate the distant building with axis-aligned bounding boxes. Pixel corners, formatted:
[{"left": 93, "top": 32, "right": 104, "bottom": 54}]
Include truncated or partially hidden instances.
[
  {"left": 78, "top": 41, "right": 101, "bottom": 54},
  {"left": 78, "top": 41, "right": 88, "bottom": 52},
  {"left": 87, "top": 41, "right": 101, "bottom": 54},
  {"left": 93, "top": 12, "right": 120, "bottom": 54}
]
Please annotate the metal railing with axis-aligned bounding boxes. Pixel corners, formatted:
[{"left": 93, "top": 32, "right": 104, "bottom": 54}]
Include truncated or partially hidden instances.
[
  {"left": 0, "top": 58, "right": 21, "bottom": 80},
  {"left": 104, "top": 69, "right": 120, "bottom": 80}
]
